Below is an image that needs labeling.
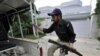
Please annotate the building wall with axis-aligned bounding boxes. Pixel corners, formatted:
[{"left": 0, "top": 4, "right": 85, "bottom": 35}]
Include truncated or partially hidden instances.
[
  {"left": 38, "top": 0, "right": 91, "bottom": 18},
  {"left": 61, "top": 6, "right": 91, "bottom": 15},
  {"left": 71, "top": 19, "right": 91, "bottom": 38}
]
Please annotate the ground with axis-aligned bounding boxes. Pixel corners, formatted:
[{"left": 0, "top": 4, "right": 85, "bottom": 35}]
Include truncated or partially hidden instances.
[{"left": 39, "top": 35, "right": 100, "bottom": 56}]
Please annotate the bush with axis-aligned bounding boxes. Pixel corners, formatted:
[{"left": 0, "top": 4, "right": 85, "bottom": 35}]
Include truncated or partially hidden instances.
[
  {"left": 97, "top": 37, "right": 100, "bottom": 41},
  {"left": 95, "top": 0, "right": 100, "bottom": 41}
]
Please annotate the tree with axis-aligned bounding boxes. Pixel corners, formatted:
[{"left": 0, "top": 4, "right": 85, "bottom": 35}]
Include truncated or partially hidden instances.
[
  {"left": 12, "top": 13, "right": 33, "bottom": 37},
  {"left": 94, "top": 0, "right": 100, "bottom": 40},
  {"left": 11, "top": 13, "right": 45, "bottom": 39},
  {"left": 95, "top": 0, "right": 100, "bottom": 15},
  {"left": 95, "top": 0, "right": 100, "bottom": 28}
]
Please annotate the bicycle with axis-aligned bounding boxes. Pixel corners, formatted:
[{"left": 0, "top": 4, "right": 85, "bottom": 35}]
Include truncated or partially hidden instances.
[{"left": 48, "top": 39, "right": 83, "bottom": 56}]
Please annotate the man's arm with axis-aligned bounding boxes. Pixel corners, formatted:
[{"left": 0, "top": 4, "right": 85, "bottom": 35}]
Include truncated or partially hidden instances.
[
  {"left": 33, "top": 23, "right": 55, "bottom": 33},
  {"left": 43, "top": 23, "right": 55, "bottom": 33},
  {"left": 66, "top": 21, "right": 76, "bottom": 43}
]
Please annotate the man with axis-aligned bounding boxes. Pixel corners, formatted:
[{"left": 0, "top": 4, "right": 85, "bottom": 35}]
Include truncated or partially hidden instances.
[{"left": 33, "top": 8, "right": 81, "bottom": 56}]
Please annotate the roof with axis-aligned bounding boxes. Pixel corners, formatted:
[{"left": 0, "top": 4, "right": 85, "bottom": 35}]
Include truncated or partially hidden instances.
[{"left": 0, "top": 0, "right": 37, "bottom": 16}]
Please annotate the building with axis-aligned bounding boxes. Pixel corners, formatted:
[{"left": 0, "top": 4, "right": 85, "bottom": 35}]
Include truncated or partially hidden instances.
[{"left": 39, "top": 0, "right": 91, "bottom": 38}]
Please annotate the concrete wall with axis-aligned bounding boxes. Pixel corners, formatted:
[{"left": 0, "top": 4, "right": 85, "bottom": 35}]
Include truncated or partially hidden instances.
[
  {"left": 71, "top": 19, "right": 91, "bottom": 38},
  {"left": 90, "top": 15, "right": 99, "bottom": 38}
]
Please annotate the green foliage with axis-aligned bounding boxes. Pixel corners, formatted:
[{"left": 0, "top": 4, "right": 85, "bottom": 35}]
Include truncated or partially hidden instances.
[
  {"left": 95, "top": 0, "right": 100, "bottom": 15},
  {"left": 95, "top": 0, "right": 100, "bottom": 41},
  {"left": 12, "top": 13, "right": 32, "bottom": 37},
  {"left": 97, "top": 16, "right": 100, "bottom": 28},
  {"left": 95, "top": 0, "right": 100, "bottom": 28},
  {"left": 11, "top": 13, "right": 45, "bottom": 39},
  {"left": 97, "top": 37, "right": 100, "bottom": 41}
]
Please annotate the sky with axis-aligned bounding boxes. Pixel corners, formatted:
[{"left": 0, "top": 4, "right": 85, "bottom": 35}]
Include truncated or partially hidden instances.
[{"left": 35, "top": 0, "right": 92, "bottom": 9}]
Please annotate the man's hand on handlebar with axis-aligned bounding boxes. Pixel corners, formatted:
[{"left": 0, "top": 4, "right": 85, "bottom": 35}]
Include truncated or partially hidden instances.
[{"left": 33, "top": 24, "right": 43, "bottom": 32}]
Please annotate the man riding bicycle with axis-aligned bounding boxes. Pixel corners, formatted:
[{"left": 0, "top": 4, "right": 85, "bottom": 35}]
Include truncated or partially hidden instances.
[{"left": 33, "top": 8, "right": 82, "bottom": 56}]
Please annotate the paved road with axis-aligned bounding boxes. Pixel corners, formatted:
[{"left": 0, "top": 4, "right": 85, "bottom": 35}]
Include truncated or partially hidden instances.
[{"left": 39, "top": 35, "right": 100, "bottom": 56}]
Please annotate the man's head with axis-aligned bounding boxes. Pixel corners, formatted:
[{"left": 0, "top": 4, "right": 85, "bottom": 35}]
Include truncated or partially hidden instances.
[{"left": 48, "top": 8, "right": 62, "bottom": 23}]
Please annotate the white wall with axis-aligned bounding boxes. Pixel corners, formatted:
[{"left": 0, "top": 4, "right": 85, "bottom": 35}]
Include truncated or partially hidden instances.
[
  {"left": 71, "top": 19, "right": 91, "bottom": 38},
  {"left": 90, "top": 15, "right": 98, "bottom": 38}
]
